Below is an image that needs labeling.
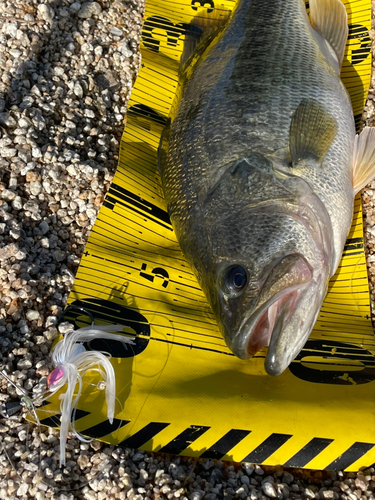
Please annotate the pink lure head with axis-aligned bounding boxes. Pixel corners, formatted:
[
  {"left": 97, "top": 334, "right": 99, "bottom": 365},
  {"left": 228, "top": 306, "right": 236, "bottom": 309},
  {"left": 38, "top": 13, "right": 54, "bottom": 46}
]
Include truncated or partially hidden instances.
[{"left": 47, "top": 365, "right": 66, "bottom": 390}]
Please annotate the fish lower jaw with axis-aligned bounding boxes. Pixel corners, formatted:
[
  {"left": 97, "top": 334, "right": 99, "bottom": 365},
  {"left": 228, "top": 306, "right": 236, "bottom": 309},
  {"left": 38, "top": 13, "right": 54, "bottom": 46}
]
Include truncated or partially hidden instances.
[{"left": 245, "top": 290, "right": 297, "bottom": 358}]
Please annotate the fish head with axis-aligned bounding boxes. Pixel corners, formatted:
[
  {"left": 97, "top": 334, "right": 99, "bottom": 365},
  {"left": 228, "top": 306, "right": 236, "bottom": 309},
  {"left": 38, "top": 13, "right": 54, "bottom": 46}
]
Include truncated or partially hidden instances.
[
  {"left": 214, "top": 248, "right": 329, "bottom": 377},
  {"left": 197, "top": 155, "right": 332, "bottom": 376}
]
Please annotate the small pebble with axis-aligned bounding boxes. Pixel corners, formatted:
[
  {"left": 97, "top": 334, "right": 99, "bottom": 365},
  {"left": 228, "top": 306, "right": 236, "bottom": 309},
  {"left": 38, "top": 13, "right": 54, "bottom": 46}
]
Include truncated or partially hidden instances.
[
  {"left": 37, "top": 4, "right": 55, "bottom": 23},
  {"left": 262, "top": 482, "right": 277, "bottom": 498},
  {"left": 110, "top": 27, "right": 123, "bottom": 36},
  {"left": 26, "top": 310, "right": 40, "bottom": 321},
  {"left": 78, "top": 1, "right": 102, "bottom": 18},
  {"left": 305, "top": 488, "right": 316, "bottom": 499},
  {"left": 0, "top": 112, "right": 16, "bottom": 127},
  {"left": 17, "top": 483, "right": 29, "bottom": 496},
  {"left": 282, "top": 473, "right": 294, "bottom": 484},
  {"left": 321, "top": 491, "right": 335, "bottom": 500},
  {"left": 17, "top": 358, "right": 33, "bottom": 370},
  {"left": 255, "top": 465, "right": 265, "bottom": 475}
]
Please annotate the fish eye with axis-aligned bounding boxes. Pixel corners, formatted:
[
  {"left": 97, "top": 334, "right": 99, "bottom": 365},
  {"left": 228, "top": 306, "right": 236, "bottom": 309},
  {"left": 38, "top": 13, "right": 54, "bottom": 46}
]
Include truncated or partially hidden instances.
[{"left": 222, "top": 265, "right": 247, "bottom": 295}]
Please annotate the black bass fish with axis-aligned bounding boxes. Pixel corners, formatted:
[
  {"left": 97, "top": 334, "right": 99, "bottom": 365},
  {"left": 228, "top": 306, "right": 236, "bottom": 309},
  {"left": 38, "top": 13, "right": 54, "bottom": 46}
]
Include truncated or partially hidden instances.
[{"left": 159, "top": 0, "right": 375, "bottom": 375}]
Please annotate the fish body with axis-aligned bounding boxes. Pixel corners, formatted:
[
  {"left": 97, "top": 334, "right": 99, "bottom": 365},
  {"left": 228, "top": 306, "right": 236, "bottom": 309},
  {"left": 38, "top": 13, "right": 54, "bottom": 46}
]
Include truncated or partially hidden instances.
[{"left": 159, "top": 0, "right": 375, "bottom": 375}]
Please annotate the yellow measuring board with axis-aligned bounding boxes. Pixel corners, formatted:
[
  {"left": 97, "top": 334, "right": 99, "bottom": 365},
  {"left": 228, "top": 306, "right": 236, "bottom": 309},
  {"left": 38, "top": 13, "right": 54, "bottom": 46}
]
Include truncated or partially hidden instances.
[{"left": 37, "top": 0, "right": 375, "bottom": 471}]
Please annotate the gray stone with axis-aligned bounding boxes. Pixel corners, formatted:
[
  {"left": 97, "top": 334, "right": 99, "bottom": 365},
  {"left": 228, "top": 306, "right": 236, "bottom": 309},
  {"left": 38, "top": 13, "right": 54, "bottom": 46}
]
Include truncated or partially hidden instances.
[
  {"left": 84, "top": 109, "right": 95, "bottom": 118},
  {"left": 305, "top": 488, "right": 316, "bottom": 499},
  {"left": 69, "top": 2, "right": 81, "bottom": 14},
  {"left": 32, "top": 114, "right": 46, "bottom": 130},
  {"left": 37, "top": 4, "right": 55, "bottom": 23},
  {"left": 282, "top": 473, "right": 294, "bottom": 485},
  {"left": 16, "top": 483, "right": 29, "bottom": 496},
  {"left": 0, "top": 147, "right": 17, "bottom": 158},
  {"left": 9, "top": 228, "right": 21, "bottom": 239},
  {"left": 0, "top": 243, "right": 19, "bottom": 260},
  {"left": 74, "top": 82, "right": 83, "bottom": 98},
  {"left": 39, "top": 221, "right": 49, "bottom": 234},
  {"left": 20, "top": 95, "right": 35, "bottom": 109},
  {"left": 9, "top": 48, "right": 21, "bottom": 58},
  {"left": 54, "top": 66, "right": 65, "bottom": 77},
  {"left": 110, "top": 27, "right": 123, "bottom": 36},
  {"left": 30, "top": 181, "right": 42, "bottom": 195},
  {"left": 26, "top": 310, "right": 40, "bottom": 321},
  {"left": 2, "top": 189, "right": 16, "bottom": 201},
  {"left": 262, "top": 483, "right": 277, "bottom": 498},
  {"left": 78, "top": 1, "right": 102, "bottom": 18},
  {"left": 17, "top": 358, "right": 33, "bottom": 370},
  {"left": 31, "top": 147, "right": 42, "bottom": 159},
  {"left": 321, "top": 491, "right": 335, "bottom": 500},
  {"left": 0, "top": 113, "right": 16, "bottom": 128}
]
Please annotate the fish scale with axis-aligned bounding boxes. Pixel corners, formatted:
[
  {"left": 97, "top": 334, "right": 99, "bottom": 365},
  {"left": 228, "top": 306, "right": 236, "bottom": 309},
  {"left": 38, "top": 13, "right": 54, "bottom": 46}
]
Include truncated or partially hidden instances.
[
  {"left": 163, "top": 0, "right": 354, "bottom": 248},
  {"left": 159, "top": 0, "right": 375, "bottom": 375}
]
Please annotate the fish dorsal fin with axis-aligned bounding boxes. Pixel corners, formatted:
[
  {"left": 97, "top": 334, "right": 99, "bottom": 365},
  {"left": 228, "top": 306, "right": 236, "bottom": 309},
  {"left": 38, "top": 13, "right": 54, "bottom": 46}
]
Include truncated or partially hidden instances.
[
  {"left": 309, "top": 0, "right": 348, "bottom": 68},
  {"left": 289, "top": 98, "right": 337, "bottom": 165},
  {"left": 352, "top": 127, "right": 375, "bottom": 194}
]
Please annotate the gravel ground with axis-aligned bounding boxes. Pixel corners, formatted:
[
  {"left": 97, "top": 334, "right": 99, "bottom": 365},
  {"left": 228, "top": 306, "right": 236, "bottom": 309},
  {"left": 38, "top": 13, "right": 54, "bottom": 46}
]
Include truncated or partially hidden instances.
[{"left": 1, "top": 0, "right": 375, "bottom": 499}]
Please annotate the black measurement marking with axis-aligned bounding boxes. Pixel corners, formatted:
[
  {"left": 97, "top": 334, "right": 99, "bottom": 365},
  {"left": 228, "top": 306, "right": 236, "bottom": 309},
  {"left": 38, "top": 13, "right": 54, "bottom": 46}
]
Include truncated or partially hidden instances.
[
  {"left": 74, "top": 277, "right": 213, "bottom": 317},
  {"left": 95, "top": 213, "right": 177, "bottom": 247},
  {"left": 289, "top": 339, "right": 375, "bottom": 385},
  {"left": 142, "top": 16, "right": 202, "bottom": 53},
  {"left": 103, "top": 194, "right": 172, "bottom": 232},
  {"left": 78, "top": 261, "right": 205, "bottom": 305},
  {"left": 128, "top": 103, "right": 168, "bottom": 126},
  {"left": 191, "top": 0, "right": 214, "bottom": 13},
  {"left": 152, "top": 335, "right": 234, "bottom": 356},
  {"left": 140, "top": 263, "right": 170, "bottom": 288},
  {"left": 108, "top": 182, "right": 171, "bottom": 227},
  {"left": 348, "top": 24, "right": 371, "bottom": 65},
  {"left": 67, "top": 298, "right": 151, "bottom": 358},
  {"left": 343, "top": 242, "right": 363, "bottom": 252},
  {"left": 39, "top": 414, "right": 61, "bottom": 427}
]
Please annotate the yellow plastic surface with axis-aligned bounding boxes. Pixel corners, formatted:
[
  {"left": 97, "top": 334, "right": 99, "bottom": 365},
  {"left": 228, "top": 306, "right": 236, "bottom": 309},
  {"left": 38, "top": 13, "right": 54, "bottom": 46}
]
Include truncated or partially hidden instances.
[{"left": 38, "top": 0, "right": 375, "bottom": 471}]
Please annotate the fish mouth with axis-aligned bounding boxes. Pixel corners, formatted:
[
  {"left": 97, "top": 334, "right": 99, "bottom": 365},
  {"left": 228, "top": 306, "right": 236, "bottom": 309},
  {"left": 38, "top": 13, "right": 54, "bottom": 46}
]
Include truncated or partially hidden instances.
[
  {"left": 245, "top": 289, "right": 299, "bottom": 359},
  {"left": 232, "top": 283, "right": 306, "bottom": 362},
  {"left": 227, "top": 254, "right": 326, "bottom": 376}
]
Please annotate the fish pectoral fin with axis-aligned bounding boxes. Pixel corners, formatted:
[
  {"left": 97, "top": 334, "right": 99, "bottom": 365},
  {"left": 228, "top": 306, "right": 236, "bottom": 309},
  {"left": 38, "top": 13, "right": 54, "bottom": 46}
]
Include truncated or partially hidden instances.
[
  {"left": 309, "top": 0, "right": 348, "bottom": 68},
  {"left": 352, "top": 127, "right": 375, "bottom": 194},
  {"left": 289, "top": 98, "right": 337, "bottom": 166}
]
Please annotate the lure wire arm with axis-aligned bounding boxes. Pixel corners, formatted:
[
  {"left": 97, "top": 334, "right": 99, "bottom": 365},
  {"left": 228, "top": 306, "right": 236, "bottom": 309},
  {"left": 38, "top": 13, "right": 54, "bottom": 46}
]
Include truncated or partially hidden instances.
[
  {"left": 56, "top": 305, "right": 95, "bottom": 329},
  {"left": 0, "top": 369, "right": 39, "bottom": 422}
]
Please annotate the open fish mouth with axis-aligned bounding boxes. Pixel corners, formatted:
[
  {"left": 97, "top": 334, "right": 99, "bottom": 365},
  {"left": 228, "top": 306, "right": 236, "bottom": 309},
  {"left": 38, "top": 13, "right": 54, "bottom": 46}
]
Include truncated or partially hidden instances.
[
  {"left": 231, "top": 284, "right": 305, "bottom": 362},
  {"left": 227, "top": 253, "right": 320, "bottom": 376},
  {"left": 245, "top": 289, "right": 299, "bottom": 358},
  {"left": 228, "top": 264, "right": 327, "bottom": 377}
]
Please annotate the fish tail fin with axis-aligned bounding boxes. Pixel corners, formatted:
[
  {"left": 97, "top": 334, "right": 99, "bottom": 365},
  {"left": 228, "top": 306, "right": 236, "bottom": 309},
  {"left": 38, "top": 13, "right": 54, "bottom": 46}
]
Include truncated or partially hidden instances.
[
  {"left": 289, "top": 98, "right": 337, "bottom": 165},
  {"left": 352, "top": 127, "right": 375, "bottom": 194},
  {"left": 309, "top": 0, "right": 348, "bottom": 68}
]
